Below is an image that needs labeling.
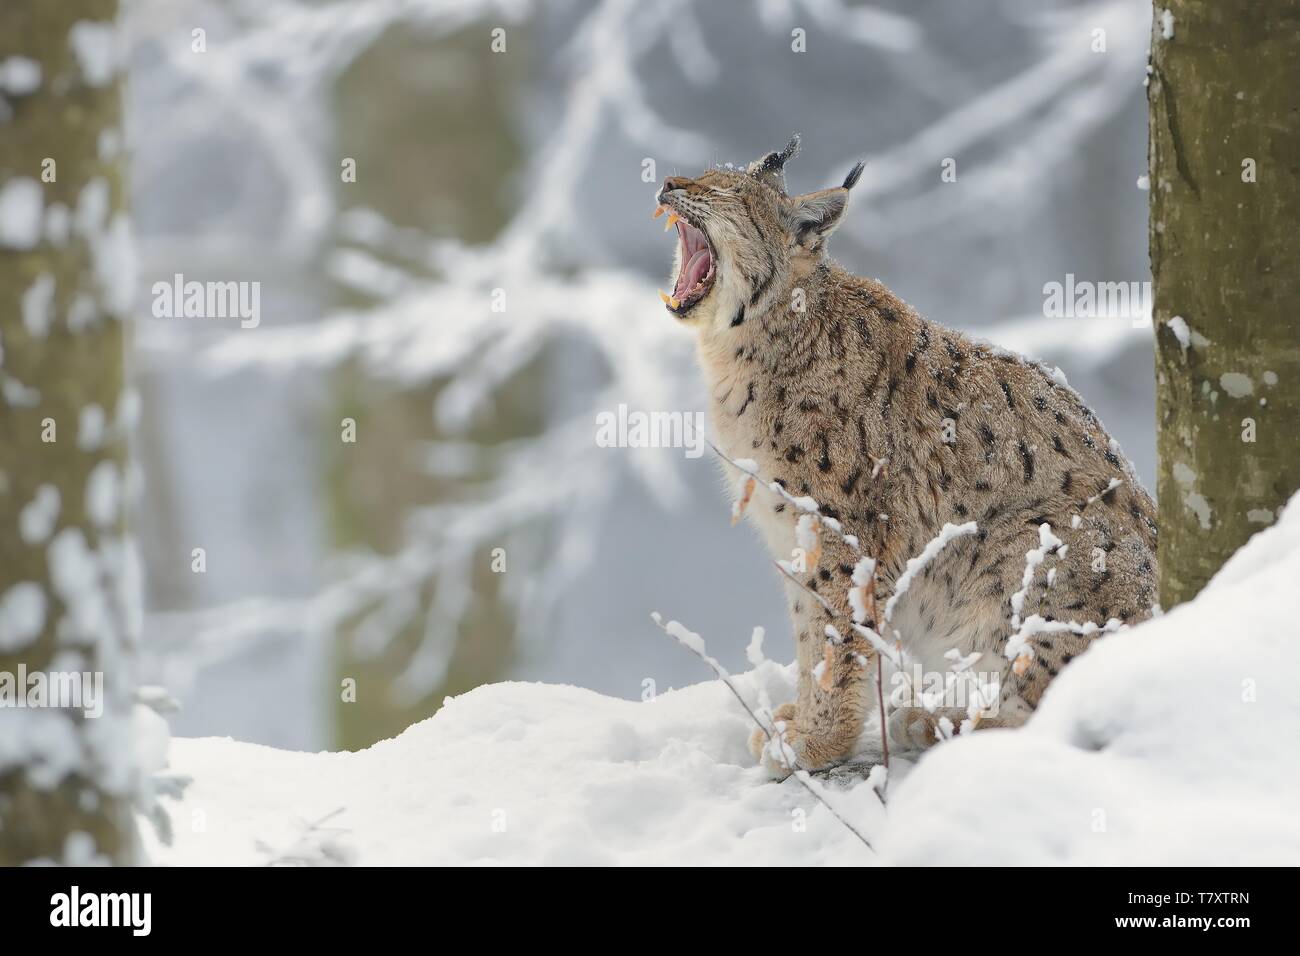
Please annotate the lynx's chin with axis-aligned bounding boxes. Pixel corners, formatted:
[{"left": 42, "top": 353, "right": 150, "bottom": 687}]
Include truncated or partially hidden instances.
[{"left": 653, "top": 203, "right": 716, "bottom": 316}]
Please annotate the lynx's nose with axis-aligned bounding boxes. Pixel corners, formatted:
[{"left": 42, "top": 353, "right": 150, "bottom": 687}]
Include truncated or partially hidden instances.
[{"left": 658, "top": 176, "right": 689, "bottom": 201}]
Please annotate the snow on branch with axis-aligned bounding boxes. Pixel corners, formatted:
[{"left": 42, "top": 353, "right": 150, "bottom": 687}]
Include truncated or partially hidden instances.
[
  {"left": 883, "top": 522, "right": 979, "bottom": 625},
  {"left": 1002, "top": 521, "right": 1125, "bottom": 676}
]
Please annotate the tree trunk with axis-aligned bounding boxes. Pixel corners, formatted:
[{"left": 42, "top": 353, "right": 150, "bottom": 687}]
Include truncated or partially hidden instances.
[
  {"left": 0, "top": 0, "right": 137, "bottom": 865},
  {"left": 327, "top": 22, "right": 531, "bottom": 750},
  {"left": 1148, "top": 1, "right": 1300, "bottom": 607}
]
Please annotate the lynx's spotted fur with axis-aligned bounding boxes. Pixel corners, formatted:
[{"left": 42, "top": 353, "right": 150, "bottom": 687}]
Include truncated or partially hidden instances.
[{"left": 655, "top": 137, "right": 1158, "bottom": 776}]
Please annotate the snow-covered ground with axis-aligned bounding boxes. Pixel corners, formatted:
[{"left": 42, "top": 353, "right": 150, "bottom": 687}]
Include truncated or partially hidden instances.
[{"left": 146, "top": 493, "right": 1300, "bottom": 866}]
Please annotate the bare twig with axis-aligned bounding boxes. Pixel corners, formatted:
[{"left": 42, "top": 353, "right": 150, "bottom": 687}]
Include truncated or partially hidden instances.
[
  {"left": 708, "top": 438, "right": 876, "bottom": 553},
  {"left": 772, "top": 559, "right": 837, "bottom": 615},
  {"left": 256, "top": 807, "right": 353, "bottom": 867},
  {"left": 862, "top": 575, "right": 891, "bottom": 773},
  {"left": 650, "top": 613, "right": 877, "bottom": 853}
]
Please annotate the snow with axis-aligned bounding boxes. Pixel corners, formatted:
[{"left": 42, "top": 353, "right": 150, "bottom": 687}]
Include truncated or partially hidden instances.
[
  {"left": 75, "top": 178, "right": 110, "bottom": 238},
  {"left": 0, "top": 709, "right": 81, "bottom": 790},
  {"left": 0, "top": 177, "right": 44, "bottom": 250},
  {"left": 1166, "top": 315, "right": 1190, "bottom": 353},
  {"left": 85, "top": 460, "right": 121, "bottom": 528},
  {"left": 143, "top": 492, "right": 1300, "bottom": 864},
  {"left": 1009, "top": 522, "right": 1063, "bottom": 631},
  {"left": 1, "top": 375, "right": 40, "bottom": 407},
  {"left": 1165, "top": 316, "right": 1211, "bottom": 361},
  {"left": 848, "top": 581, "right": 870, "bottom": 623},
  {"left": 655, "top": 615, "right": 707, "bottom": 660},
  {"left": 67, "top": 292, "right": 97, "bottom": 332},
  {"left": 149, "top": 668, "right": 883, "bottom": 866},
  {"left": 21, "top": 274, "right": 56, "bottom": 339},
  {"left": 0, "top": 56, "right": 42, "bottom": 96},
  {"left": 133, "top": 705, "right": 171, "bottom": 777},
  {"left": 783, "top": 490, "right": 821, "bottom": 512},
  {"left": 0, "top": 582, "right": 47, "bottom": 652},
  {"left": 47, "top": 528, "right": 112, "bottom": 644},
  {"left": 851, "top": 557, "right": 876, "bottom": 585},
  {"left": 115, "top": 388, "right": 142, "bottom": 432},
  {"left": 849, "top": 556, "right": 877, "bottom": 623},
  {"left": 1160, "top": 9, "right": 1175, "bottom": 40},
  {"left": 1084, "top": 476, "right": 1124, "bottom": 510},
  {"left": 69, "top": 20, "right": 118, "bottom": 88},
  {"left": 794, "top": 513, "right": 819, "bottom": 553},
  {"left": 883, "top": 521, "right": 978, "bottom": 623},
  {"left": 18, "top": 484, "right": 60, "bottom": 545},
  {"left": 93, "top": 215, "right": 135, "bottom": 315},
  {"left": 44, "top": 203, "right": 71, "bottom": 246},
  {"left": 78, "top": 404, "right": 107, "bottom": 450}
]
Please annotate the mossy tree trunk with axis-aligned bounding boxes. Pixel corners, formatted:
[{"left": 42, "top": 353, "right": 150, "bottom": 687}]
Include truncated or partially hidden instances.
[
  {"left": 326, "top": 23, "right": 533, "bottom": 750},
  {"left": 1148, "top": 1, "right": 1300, "bottom": 607},
  {"left": 0, "top": 1, "right": 137, "bottom": 864}
]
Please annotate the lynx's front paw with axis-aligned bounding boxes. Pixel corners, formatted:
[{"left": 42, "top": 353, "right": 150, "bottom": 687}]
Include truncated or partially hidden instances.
[
  {"left": 887, "top": 706, "right": 942, "bottom": 751},
  {"left": 750, "top": 703, "right": 800, "bottom": 778}
]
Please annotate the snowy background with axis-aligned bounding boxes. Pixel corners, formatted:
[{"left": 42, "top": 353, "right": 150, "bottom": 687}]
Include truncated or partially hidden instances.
[{"left": 120, "top": 0, "right": 1158, "bottom": 754}]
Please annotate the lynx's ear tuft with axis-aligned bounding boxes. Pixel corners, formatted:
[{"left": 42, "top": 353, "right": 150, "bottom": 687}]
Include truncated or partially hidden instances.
[
  {"left": 748, "top": 134, "right": 801, "bottom": 191},
  {"left": 762, "top": 133, "right": 801, "bottom": 173},
  {"left": 842, "top": 160, "right": 865, "bottom": 191}
]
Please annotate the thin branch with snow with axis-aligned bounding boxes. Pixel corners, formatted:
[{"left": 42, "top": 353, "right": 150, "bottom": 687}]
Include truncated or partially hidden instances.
[{"left": 649, "top": 612, "right": 877, "bottom": 852}]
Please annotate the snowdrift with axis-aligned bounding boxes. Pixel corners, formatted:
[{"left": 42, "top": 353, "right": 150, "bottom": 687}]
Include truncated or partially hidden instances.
[{"left": 148, "top": 494, "right": 1300, "bottom": 865}]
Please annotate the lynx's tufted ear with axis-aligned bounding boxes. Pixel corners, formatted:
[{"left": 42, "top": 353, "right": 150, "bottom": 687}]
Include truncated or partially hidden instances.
[
  {"left": 786, "top": 161, "right": 864, "bottom": 252},
  {"left": 747, "top": 134, "right": 801, "bottom": 193}
]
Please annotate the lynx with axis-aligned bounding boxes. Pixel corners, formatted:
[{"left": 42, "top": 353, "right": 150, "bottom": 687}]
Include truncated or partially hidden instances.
[{"left": 654, "top": 136, "right": 1158, "bottom": 776}]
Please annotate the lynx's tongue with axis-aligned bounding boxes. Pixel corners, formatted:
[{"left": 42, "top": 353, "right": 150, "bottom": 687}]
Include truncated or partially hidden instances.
[
  {"left": 672, "top": 219, "right": 713, "bottom": 301},
  {"left": 675, "top": 249, "right": 711, "bottom": 299},
  {"left": 653, "top": 203, "right": 717, "bottom": 313}
]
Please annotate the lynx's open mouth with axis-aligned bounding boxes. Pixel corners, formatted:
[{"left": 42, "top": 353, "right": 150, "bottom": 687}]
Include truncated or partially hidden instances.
[{"left": 653, "top": 204, "right": 716, "bottom": 316}]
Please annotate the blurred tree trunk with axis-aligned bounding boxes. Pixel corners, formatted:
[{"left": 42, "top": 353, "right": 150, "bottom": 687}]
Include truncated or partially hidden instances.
[
  {"left": 326, "top": 23, "right": 535, "bottom": 749},
  {"left": 0, "top": 1, "right": 137, "bottom": 864},
  {"left": 1148, "top": 1, "right": 1300, "bottom": 607}
]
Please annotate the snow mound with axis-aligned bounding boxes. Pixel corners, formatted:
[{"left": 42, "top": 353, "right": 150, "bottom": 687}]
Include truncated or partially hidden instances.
[{"left": 150, "top": 495, "right": 1300, "bottom": 865}]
